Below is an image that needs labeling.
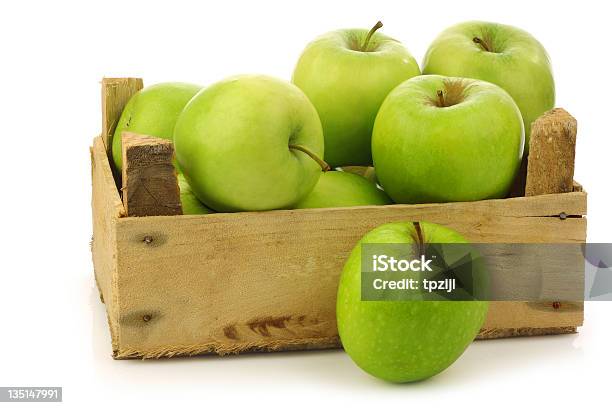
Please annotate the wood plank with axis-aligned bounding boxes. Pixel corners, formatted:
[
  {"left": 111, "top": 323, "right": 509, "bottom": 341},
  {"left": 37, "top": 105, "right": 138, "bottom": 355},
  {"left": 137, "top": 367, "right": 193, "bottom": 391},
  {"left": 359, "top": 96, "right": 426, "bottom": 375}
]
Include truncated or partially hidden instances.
[
  {"left": 521, "top": 108, "right": 581, "bottom": 336},
  {"left": 91, "top": 136, "right": 125, "bottom": 354},
  {"left": 573, "top": 180, "right": 584, "bottom": 192},
  {"left": 110, "top": 194, "right": 586, "bottom": 358},
  {"left": 101, "top": 78, "right": 143, "bottom": 153},
  {"left": 526, "top": 108, "right": 577, "bottom": 196},
  {"left": 477, "top": 244, "right": 583, "bottom": 301},
  {"left": 479, "top": 325, "right": 577, "bottom": 339},
  {"left": 483, "top": 301, "right": 583, "bottom": 330},
  {"left": 92, "top": 137, "right": 124, "bottom": 217},
  {"left": 121, "top": 132, "right": 181, "bottom": 217}
]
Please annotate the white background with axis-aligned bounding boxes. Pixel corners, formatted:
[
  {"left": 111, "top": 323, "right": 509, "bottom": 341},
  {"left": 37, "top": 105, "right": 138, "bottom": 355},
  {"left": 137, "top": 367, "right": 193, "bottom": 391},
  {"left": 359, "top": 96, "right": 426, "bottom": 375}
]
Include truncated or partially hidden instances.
[{"left": 0, "top": 0, "right": 610, "bottom": 406}]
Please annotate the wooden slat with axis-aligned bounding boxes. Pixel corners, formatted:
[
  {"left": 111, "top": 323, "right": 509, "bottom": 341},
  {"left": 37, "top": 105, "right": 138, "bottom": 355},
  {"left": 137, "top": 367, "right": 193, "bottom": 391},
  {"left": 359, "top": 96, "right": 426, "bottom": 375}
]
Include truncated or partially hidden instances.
[
  {"left": 109, "top": 193, "right": 586, "bottom": 358},
  {"left": 484, "top": 301, "right": 583, "bottom": 330},
  {"left": 92, "top": 137, "right": 124, "bottom": 217},
  {"left": 573, "top": 180, "right": 584, "bottom": 192},
  {"left": 521, "top": 108, "right": 581, "bottom": 336},
  {"left": 479, "top": 325, "right": 578, "bottom": 339},
  {"left": 526, "top": 108, "right": 577, "bottom": 196},
  {"left": 101, "top": 78, "right": 143, "bottom": 152},
  {"left": 121, "top": 132, "right": 181, "bottom": 217},
  {"left": 91, "top": 136, "right": 125, "bottom": 354}
]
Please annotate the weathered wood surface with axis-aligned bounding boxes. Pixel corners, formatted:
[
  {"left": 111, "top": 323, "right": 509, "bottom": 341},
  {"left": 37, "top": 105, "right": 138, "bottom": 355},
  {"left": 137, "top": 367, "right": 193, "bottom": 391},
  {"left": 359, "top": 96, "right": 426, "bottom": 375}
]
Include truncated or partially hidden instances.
[
  {"left": 109, "top": 180, "right": 585, "bottom": 358},
  {"left": 92, "top": 132, "right": 586, "bottom": 358},
  {"left": 91, "top": 136, "right": 125, "bottom": 354},
  {"left": 101, "top": 78, "right": 143, "bottom": 153},
  {"left": 526, "top": 108, "right": 577, "bottom": 196},
  {"left": 478, "top": 244, "right": 584, "bottom": 301},
  {"left": 121, "top": 132, "right": 182, "bottom": 217},
  {"left": 573, "top": 181, "right": 583, "bottom": 192},
  {"left": 521, "top": 108, "right": 582, "bottom": 337}
]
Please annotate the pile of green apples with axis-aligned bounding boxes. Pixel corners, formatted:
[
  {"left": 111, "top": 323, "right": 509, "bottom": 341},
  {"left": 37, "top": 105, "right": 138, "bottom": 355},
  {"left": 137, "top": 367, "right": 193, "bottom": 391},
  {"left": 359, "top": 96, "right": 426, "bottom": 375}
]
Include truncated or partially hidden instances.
[{"left": 111, "top": 20, "right": 555, "bottom": 383}]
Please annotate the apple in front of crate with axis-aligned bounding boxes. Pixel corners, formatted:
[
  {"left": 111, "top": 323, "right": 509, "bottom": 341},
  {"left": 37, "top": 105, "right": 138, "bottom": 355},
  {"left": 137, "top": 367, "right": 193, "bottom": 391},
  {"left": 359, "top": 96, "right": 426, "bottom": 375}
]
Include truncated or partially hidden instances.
[
  {"left": 422, "top": 21, "right": 554, "bottom": 150},
  {"left": 111, "top": 82, "right": 201, "bottom": 171},
  {"left": 336, "top": 221, "right": 489, "bottom": 382},
  {"left": 372, "top": 75, "right": 524, "bottom": 204},
  {"left": 292, "top": 22, "right": 421, "bottom": 167},
  {"left": 294, "top": 171, "right": 391, "bottom": 209},
  {"left": 174, "top": 75, "right": 326, "bottom": 212}
]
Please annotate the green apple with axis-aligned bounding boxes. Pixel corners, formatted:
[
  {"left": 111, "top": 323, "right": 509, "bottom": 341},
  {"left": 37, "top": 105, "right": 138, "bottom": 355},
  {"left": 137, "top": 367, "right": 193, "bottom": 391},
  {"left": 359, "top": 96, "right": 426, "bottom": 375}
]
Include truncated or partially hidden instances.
[
  {"left": 337, "top": 221, "right": 489, "bottom": 382},
  {"left": 177, "top": 174, "right": 214, "bottom": 215},
  {"left": 422, "top": 21, "right": 554, "bottom": 149},
  {"left": 174, "top": 75, "right": 326, "bottom": 212},
  {"left": 111, "top": 82, "right": 201, "bottom": 171},
  {"left": 372, "top": 75, "right": 524, "bottom": 204},
  {"left": 294, "top": 171, "right": 391, "bottom": 209},
  {"left": 292, "top": 21, "right": 421, "bottom": 167}
]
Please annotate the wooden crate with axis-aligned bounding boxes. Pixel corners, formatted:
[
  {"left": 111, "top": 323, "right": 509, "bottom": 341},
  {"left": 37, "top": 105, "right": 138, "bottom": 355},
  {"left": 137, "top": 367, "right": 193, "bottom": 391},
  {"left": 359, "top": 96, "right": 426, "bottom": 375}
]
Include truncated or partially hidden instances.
[{"left": 91, "top": 78, "right": 587, "bottom": 359}]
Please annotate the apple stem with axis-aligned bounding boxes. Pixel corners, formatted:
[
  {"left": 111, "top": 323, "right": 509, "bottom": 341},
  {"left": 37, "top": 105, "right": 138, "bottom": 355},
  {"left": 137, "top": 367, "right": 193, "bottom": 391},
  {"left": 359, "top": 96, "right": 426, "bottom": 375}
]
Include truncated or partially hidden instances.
[
  {"left": 361, "top": 21, "right": 383, "bottom": 51},
  {"left": 437, "top": 90, "right": 445, "bottom": 107},
  {"left": 472, "top": 36, "right": 490, "bottom": 52},
  {"left": 413, "top": 222, "right": 426, "bottom": 256},
  {"left": 289, "top": 144, "right": 331, "bottom": 172}
]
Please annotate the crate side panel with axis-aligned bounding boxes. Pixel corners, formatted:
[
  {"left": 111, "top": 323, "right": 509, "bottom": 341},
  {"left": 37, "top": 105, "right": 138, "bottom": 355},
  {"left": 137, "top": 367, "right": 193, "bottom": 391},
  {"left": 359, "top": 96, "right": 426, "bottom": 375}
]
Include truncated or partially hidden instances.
[
  {"left": 484, "top": 301, "right": 583, "bottom": 330},
  {"left": 91, "top": 136, "right": 125, "bottom": 353},
  {"left": 101, "top": 78, "right": 143, "bottom": 152},
  {"left": 113, "top": 197, "right": 585, "bottom": 357}
]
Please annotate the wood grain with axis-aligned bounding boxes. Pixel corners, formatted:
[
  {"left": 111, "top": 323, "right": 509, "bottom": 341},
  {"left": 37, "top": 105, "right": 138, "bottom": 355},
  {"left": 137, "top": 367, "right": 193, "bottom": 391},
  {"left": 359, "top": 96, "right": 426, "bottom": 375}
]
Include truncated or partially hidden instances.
[
  {"left": 101, "top": 78, "right": 143, "bottom": 153},
  {"left": 109, "top": 189, "right": 585, "bottom": 357},
  {"left": 520, "top": 108, "right": 582, "bottom": 337},
  {"left": 121, "top": 132, "right": 181, "bottom": 217},
  {"left": 91, "top": 134, "right": 586, "bottom": 358},
  {"left": 91, "top": 136, "right": 125, "bottom": 354},
  {"left": 526, "top": 108, "right": 577, "bottom": 196}
]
